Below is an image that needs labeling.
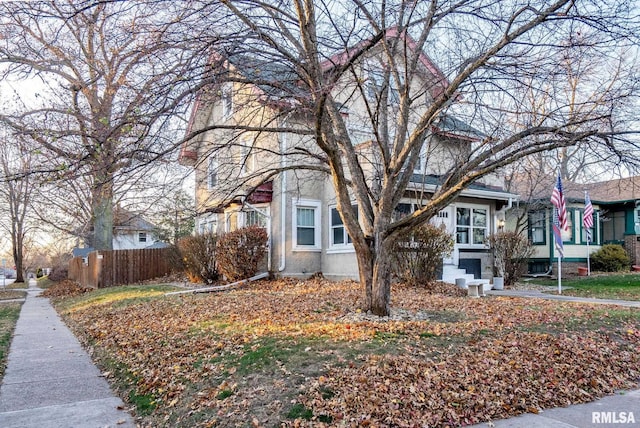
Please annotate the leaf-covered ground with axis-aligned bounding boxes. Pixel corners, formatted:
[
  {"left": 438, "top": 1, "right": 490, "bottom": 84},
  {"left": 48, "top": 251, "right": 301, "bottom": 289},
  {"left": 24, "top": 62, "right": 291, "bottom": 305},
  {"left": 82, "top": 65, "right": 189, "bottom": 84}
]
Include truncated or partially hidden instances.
[{"left": 52, "top": 279, "right": 640, "bottom": 427}]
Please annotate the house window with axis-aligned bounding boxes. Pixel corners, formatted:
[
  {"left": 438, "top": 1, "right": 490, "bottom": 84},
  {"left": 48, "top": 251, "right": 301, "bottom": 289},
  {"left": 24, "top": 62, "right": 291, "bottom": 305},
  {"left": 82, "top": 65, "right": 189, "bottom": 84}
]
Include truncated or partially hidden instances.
[
  {"left": 413, "top": 145, "right": 426, "bottom": 174},
  {"left": 244, "top": 208, "right": 268, "bottom": 228},
  {"left": 330, "top": 205, "right": 358, "bottom": 248},
  {"left": 199, "top": 218, "right": 217, "bottom": 234},
  {"left": 138, "top": 232, "right": 147, "bottom": 243},
  {"left": 293, "top": 199, "right": 321, "bottom": 250},
  {"left": 239, "top": 143, "right": 256, "bottom": 176},
  {"left": 528, "top": 211, "right": 546, "bottom": 245},
  {"left": 456, "top": 206, "right": 488, "bottom": 246},
  {"left": 207, "top": 155, "right": 218, "bottom": 189},
  {"left": 366, "top": 66, "right": 401, "bottom": 104},
  {"left": 562, "top": 211, "right": 574, "bottom": 243},
  {"left": 393, "top": 203, "right": 413, "bottom": 222},
  {"left": 222, "top": 83, "right": 233, "bottom": 119},
  {"left": 580, "top": 210, "right": 598, "bottom": 244}
]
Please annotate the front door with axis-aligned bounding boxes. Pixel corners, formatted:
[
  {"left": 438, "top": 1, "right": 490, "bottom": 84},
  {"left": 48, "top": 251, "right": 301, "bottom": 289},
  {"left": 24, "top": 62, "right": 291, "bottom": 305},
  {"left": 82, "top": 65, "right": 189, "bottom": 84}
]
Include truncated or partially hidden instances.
[{"left": 431, "top": 206, "right": 458, "bottom": 266}]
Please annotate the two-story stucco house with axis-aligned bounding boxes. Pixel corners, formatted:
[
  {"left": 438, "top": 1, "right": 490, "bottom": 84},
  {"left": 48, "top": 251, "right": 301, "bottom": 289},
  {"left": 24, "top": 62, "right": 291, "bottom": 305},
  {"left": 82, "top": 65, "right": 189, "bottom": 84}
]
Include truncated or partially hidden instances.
[{"left": 179, "top": 37, "right": 517, "bottom": 284}]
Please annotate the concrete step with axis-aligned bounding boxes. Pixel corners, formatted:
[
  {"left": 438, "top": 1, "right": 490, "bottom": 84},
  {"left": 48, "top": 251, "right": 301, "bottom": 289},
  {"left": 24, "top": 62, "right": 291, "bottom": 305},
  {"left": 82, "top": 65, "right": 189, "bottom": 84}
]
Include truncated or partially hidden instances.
[{"left": 441, "top": 273, "right": 475, "bottom": 284}]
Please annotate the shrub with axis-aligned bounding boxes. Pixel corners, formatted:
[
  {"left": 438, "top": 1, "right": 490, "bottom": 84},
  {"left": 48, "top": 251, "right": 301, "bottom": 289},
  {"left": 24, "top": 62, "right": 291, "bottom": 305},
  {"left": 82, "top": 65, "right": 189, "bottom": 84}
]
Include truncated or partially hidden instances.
[
  {"left": 590, "top": 244, "right": 630, "bottom": 272},
  {"left": 216, "top": 226, "right": 268, "bottom": 281},
  {"left": 177, "top": 233, "right": 219, "bottom": 283},
  {"left": 48, "top": 265, "right": 68, "bottom": 282},
  {"left": 487, "top": 231, "right": 535, "bottom": 286},
  {"left": 391, "top": 223, "right": 454, "bottom": 286}
]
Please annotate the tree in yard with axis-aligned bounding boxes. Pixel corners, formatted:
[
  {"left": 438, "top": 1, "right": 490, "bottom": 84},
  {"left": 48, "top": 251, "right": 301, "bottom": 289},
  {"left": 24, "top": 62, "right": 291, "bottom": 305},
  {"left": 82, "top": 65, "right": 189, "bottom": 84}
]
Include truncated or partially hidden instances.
[
  {"left": 148, "top": 188, "right": 195, "bottom": 246},
  {"left": 195, "top": 0, "right": 640, "bottom": 316},
  {"left": 501, "top": 27, "right": 640, "bottom": 233},
  {"left": 0, "top": 131, "right": 39, "bottom": 283},
  {"left": 0, "top": 0, "right": 216, "bottom": 250}
]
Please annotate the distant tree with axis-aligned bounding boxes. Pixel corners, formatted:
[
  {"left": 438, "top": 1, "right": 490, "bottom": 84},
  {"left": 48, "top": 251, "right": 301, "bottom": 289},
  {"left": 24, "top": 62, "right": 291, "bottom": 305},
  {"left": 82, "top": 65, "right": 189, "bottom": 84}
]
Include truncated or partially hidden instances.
[
  {"left": 0, "top": 131, "right": 39, "bottom": 283},
  {"left": 0, "top": 0, "right": 218, "bottom": 250},
  {"left": 192, "top": 0, "right": 640, "bottom": 315},
  {"left": 150, "top": 189, "right": 195, "bottom": 245}
]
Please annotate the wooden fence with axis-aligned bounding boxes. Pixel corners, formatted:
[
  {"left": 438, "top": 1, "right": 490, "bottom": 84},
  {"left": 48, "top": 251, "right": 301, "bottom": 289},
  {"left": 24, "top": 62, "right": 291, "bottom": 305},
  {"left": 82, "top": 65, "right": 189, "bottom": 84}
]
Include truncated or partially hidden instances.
[{"left": 68, "top": 247, "right": 176, "bottom": 288}]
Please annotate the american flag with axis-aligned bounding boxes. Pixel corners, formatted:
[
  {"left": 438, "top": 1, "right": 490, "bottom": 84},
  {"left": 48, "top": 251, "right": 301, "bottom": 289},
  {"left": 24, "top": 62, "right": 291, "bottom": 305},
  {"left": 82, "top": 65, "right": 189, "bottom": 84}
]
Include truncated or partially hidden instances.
[
  {"left": 583, "top": 192, "right": 594, "bottom": 242},
  {"left": 551, "top": 174, "right": 567, "bottom": 256}
]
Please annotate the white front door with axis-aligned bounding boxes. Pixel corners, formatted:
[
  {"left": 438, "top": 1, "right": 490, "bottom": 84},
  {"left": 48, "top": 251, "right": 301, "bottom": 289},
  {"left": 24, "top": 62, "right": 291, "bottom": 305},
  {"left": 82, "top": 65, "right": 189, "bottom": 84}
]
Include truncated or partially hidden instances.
[{"left": 431, "top": 206, "right": 458, "bottom": 266}]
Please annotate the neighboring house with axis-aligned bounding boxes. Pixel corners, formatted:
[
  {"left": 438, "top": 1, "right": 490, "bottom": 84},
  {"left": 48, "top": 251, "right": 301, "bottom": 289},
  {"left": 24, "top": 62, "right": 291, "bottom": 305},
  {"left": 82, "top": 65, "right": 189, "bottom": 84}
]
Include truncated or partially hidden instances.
[
  {"left": 112, "top": 209, "right": 160, "bottom": 250},
  {"left": 179, "top": 37, "right": 517, "bottom": 283},
  {"left": 509, "top": 175, "right": 640, "bottom": 274},
  {"left": 74, "top": 207, "right": 163, "bottom": 253}
]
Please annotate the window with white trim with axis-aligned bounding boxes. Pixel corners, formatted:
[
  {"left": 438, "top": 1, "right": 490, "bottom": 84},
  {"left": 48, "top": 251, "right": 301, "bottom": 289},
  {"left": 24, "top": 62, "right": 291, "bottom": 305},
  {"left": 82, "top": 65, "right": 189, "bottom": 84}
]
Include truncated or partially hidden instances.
[
  {"left": 207, "top": 155, "right": 218, "bottom": 189},
  {"left": 366, "top": 66, "right": 401, "bottom": 105},
  {"left": 198, "top": 218, "right": 217, "bottom": 234},
  {"left": 244, "top": 207, "right": 268, "bottom": 228},
  {"left": 330, "top": 205, "right": 358, "bottom": 249},
  {"left": 239, "top": 142, "right": 256, "bottom": 176},
  {"left": 293, "top": 199, "right": 321, "bottom": 250},
  {"left": 222, "top": 83, "right": 233, "bottom": 119},
  {"left": 413, "top": 145, "right": 426, "bottom": 174},
  {"left": 456, "top": 205, "right": 489, "bottom": 246},
  {"left": 138, "top": 232, "right": 147, "bottom": 243}
]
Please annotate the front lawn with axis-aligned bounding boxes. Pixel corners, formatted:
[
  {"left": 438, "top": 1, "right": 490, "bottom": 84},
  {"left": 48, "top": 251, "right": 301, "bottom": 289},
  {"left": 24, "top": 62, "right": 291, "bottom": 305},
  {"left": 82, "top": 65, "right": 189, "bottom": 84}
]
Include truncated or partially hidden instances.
[
  {"left": 51, "top": 279, "right": 640, "bottom": 427},
  {"left": 526, "top": 273, "right": 640, "bottom": 300}
]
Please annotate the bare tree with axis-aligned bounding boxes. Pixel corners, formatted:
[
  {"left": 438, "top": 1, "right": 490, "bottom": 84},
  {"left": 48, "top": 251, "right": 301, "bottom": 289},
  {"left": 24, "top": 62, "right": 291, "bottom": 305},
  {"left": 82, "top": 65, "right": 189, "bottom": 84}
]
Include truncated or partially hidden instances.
[
  {"left": 187, "top": 0, "right": 640, "bottom": 316},
  {"left": 0, "top": 0, "right": 218, "bottom": 250},
  {"left": 148, "top": 188, "right": 195, "bottom": 245},
  {"left": 0, "top": 131, "right": 39, "bottom": 283}
]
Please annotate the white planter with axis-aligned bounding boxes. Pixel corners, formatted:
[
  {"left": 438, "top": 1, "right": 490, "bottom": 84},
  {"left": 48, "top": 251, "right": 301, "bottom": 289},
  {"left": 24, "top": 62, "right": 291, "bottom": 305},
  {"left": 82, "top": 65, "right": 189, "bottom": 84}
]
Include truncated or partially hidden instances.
[{"left": 492, "top": 276, "right": 504, "bottom": 290}]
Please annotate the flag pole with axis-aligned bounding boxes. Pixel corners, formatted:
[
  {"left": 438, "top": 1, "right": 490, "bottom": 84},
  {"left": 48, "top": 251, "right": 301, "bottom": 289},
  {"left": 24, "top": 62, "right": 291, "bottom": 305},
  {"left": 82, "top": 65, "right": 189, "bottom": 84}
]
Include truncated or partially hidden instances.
[
  {"left": 558, "top": 255, "right": 562, "bottom": 294},
  {"left": 586, "top": 231, "right": 591, "bottom": 276},
  {"left": 551, "top": 168, "right": 566, "bottom": 295},
  {"left": 585, "top": 190, "right": 591, "bottom": 276}
]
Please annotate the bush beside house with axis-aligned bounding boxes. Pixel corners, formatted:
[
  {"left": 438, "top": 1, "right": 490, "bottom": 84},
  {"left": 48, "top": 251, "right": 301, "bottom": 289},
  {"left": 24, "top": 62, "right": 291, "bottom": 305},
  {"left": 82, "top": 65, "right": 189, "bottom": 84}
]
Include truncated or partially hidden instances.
[
  {"left": 178, "top": 226, "right": 268, "bottom": 284},
  {"left": 487, "top": 232, "right": 535, "bottom": 286},
  {"left": 391, "top": 223, "right": 454, "bottom": 286},
  {"left": 216, "top": 226, "right": 268, "bottom": 281},
  {"left": 178, "top": 233, "right": 220, "bottom": 284},
  {"left": 590, "top": 244, "right": 631, "bottom": 272}
]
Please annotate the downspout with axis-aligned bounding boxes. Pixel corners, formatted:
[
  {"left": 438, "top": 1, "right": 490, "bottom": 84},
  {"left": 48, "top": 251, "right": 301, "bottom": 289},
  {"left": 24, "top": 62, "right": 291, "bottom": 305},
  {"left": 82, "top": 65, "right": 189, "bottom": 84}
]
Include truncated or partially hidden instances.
[
  {"left": 496, "top": 197, "right": 514, "bottom": 220},
  {"left": 278, "top": 115, "right": 291, "bottom": 272}
]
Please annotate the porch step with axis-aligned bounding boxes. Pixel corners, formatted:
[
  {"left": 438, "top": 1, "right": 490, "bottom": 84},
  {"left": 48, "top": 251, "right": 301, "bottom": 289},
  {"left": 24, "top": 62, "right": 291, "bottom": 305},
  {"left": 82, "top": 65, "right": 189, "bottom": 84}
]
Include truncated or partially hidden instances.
[
  {"left": 441, "top": 273, "right": 475, "bottom": 284},
  {"left": 440, "top": 264, "right": 490, "bottom": 287}
]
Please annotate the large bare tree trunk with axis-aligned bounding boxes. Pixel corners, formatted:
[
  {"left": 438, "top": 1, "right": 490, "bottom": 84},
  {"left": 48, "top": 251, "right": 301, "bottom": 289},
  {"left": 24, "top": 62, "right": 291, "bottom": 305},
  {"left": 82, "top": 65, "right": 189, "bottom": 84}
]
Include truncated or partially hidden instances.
[
  {"left": 92, "top": 179, "right": 114, "bottom": 251},
  {"left": 355, "top": 230, "right": 394, "bottom": 316}
]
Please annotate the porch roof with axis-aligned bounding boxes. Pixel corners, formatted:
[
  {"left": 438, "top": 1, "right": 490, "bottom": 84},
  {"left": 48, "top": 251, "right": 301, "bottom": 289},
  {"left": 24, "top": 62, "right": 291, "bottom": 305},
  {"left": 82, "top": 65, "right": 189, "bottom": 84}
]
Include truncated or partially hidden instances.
[{"left": 409, "top": 174, "right": 518, "bottom": 201}]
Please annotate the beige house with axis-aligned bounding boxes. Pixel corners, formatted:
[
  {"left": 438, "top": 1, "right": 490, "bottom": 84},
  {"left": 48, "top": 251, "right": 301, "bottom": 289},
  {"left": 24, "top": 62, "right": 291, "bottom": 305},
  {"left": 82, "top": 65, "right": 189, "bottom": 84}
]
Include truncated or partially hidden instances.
[
  {"left": 509, "top": 175, "right": 640, "bottom": 274},
  {"left": 179, "top": 42, "right": 517, "bottom": 283}
]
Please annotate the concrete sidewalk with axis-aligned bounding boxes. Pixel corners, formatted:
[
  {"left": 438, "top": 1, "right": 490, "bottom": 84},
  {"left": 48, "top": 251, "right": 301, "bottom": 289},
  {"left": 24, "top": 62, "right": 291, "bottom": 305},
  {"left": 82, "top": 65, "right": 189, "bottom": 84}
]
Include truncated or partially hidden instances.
[
  {"left": 468, "top": 389, "right": 640, "bottom": 427},
  {"left": 0, "top": 280, "right": 135, "bottom": 428},
  {"left": 487, "top": 288, "right": 640, "bottom": 308}
]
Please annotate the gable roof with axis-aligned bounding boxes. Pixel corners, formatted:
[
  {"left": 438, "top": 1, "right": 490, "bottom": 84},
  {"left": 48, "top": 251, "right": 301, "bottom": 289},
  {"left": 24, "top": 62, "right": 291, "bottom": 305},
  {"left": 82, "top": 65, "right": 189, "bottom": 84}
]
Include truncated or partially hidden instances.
[
  {"left": 113, "top": 208, "right": 157, "bottom": 232},
  {"left": 433, "top": 114, "right": 484, "bottom": 142},
  {"left": 510, "top": 173, "right": 640, "bottom": 206},
  {"left": 584, "top": 176, "right": 640, "bottom": 204},
  {"left": 179, "top": 28, "right": 452, "bottom": 166}
]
